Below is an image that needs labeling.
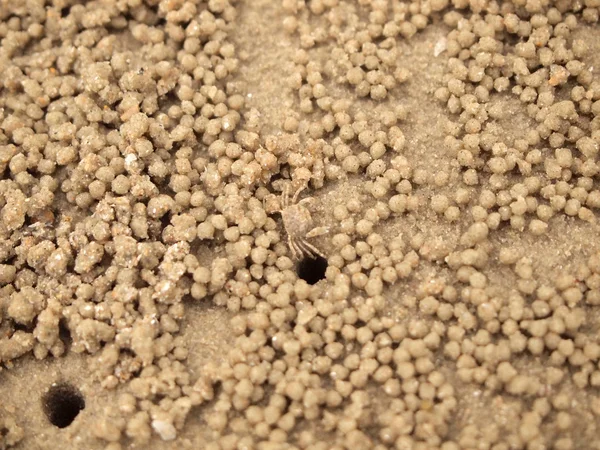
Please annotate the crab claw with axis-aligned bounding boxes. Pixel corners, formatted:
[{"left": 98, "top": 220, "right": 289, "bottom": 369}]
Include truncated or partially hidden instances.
[{"left": 306, "top": 226, "right": 329, "bottom": 238}]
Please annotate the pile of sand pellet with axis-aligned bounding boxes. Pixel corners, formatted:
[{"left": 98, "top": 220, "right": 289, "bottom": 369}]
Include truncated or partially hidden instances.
[{"left": 1, "top": 0, "right": 600, "bottom": 449}]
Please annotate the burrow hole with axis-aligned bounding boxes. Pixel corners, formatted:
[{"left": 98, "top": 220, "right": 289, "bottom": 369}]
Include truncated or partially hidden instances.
[
  {"left": 297, "top": 255, "right": 328, "bottom": 285},
  {"left": 43, "top": 383, "right": 85, "bottom": 428},
  {"left": 58, "top": 319, "right": 72, "bottom": 349}
]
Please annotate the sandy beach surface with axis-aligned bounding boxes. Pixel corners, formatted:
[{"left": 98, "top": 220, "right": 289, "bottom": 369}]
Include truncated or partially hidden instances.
[{"left": 1, "top": 0, "right": 600, "bottom": 449}]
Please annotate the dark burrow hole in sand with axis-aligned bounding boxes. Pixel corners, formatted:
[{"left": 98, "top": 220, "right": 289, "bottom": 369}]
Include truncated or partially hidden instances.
[
  {"left": 297, "top": 255, "right": 328, "bottom": 285},
  {"left": 58, "top": 319, "right": 72, "bottom": 349},
  {"left": 42, "top": 383, "right": 85, "bottom": 428}
]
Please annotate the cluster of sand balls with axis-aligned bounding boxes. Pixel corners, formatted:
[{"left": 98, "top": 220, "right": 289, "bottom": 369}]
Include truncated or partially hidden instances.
[{"left": 1, "top": 0, "right": 600, "bottom": 449}]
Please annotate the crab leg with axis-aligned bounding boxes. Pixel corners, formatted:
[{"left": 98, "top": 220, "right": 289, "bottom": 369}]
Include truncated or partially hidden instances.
[
  {"left": 297, "top": 238, "right": 326, "bottom": 259},
  {"left": 295, "top": 239, "right": 316, "bottom": 259},
  {"left": 288, "top": 235, "right": 302, "bottom": 259},
  {"left": 282, "top": 183, "right": 290, "bottom": 208},
  {"left": 292, "top": 182, "right": 307, "bottom": 204}
]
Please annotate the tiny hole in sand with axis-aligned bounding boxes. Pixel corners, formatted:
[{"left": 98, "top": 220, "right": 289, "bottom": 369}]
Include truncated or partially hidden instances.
[
  {"left": 297, "top": 255, "right": 327, "bottom": 285},
  {"left": 43, "top": 383, "right": 85, "bottom": 428},
  {"left": 58, "top": 319, "right": 72, "bottom": 348}
]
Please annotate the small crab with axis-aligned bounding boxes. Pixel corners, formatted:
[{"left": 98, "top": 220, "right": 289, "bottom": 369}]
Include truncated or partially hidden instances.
[{"left": 276, "top": 182, "right": 328, "bottom": 260}]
